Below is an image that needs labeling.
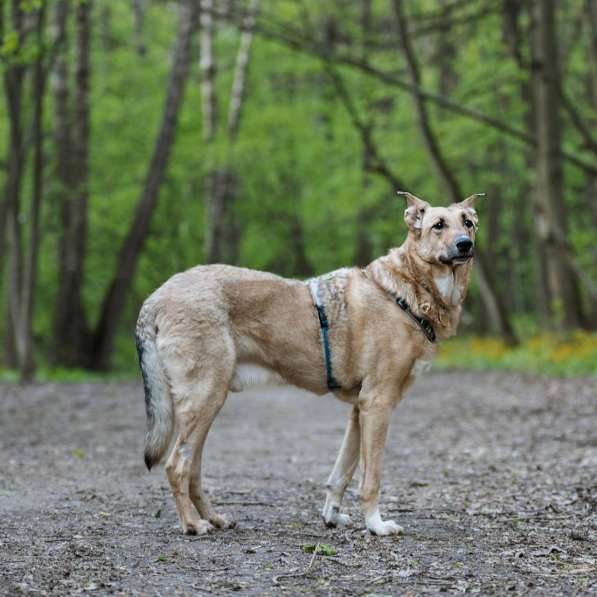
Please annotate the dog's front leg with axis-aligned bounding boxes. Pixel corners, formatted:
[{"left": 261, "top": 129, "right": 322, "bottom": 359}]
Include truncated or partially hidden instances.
[
  {"left": 322, "top": 405, "right": 360, "bottom": 527},
  {"left": 358, "top": 391, "right": 402, "bottom": 536}
]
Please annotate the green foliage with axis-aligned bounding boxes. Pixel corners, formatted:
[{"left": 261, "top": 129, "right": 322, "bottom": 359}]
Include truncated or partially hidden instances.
[
  {"left": 437, "top": 332, "right": 597, "bottom": 377},
  {"left": 302, "top": 543, "right": 337, "bottom": 556},
  {"left": 0, "top": 366, "right": 132, "bottom": 383},
  {"left": 0, "top": 0, "right": 595, "bottom": 375}
]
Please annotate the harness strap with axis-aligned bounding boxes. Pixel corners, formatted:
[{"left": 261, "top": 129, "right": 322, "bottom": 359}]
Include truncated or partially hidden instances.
[
  {"left": 309, "top": 279, "right": 342, "bottom": 391},
  {"left": 394, "top": 296, "right": 436, "bottom": 343}
]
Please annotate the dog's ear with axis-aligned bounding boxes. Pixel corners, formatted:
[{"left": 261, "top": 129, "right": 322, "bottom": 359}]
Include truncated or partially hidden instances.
[
  {"left": 397, "top": 191, "right": 430, "bottom": 232},
  {"left": 456, "top": 193, "right": 485, "bottom": 209}
]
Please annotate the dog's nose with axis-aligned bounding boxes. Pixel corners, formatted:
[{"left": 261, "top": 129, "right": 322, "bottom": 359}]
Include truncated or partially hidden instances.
[{"left": 455, "top": 236, "right": 473, "bottom": 254}]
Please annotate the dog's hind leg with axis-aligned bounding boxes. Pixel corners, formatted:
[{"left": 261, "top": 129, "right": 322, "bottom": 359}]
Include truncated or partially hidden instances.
[
  {"left": 322, "top": 405, "right": 360, "bottom": 528},
  {"left": 188, "top": 390, "right": 236, "bottom": 530},
  {"left": 161, "top": 336, "right": 234, "bottom": 535},
  {"left": 166, "top": 426, "right": 212, "bottom": 535}
]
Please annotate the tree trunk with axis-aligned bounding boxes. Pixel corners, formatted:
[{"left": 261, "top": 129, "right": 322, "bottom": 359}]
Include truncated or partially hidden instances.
[
  {"left": 227, "top": 0, "right": 259, "bottom": 140},
  {"left": 393, "top": 0, "right": 518, "bottom": 344},
  {"left": 531, "top": 0, "right": 585, "bottom": 330},
  {"left": 205, "top": 169, "right": 241, "bottom": 264},
  {"left": 132, "top": 0, "right": 146, "bottom": 57},
  {"left": 204, "top": 0, "right": 258, "bottom": 264},
  {"left": 436, "top": 0, "right": 457, "bottom": 96},
  {"left": 53, "top": 0, "right": 91, "bottom": 366},
  {"left": 2, "top": 0, "right": 25, "bottom": 367},
  {"left": 17, "top": 5, "right": 47, "bottom": 381},
  {"left": 90, "top": 0, "right": 199, "bottom": 370},
  {"left": 289, "top": 215, "right": 313, "bottom": 277},
  {"left": 502, "top": 0, "right": 550, "bottom": 324},
  {"left": 199, "top": 0, "right": 217, "bottom": 142},
  {"left": 583, "top": 0, "right": 597, "bottom": 326},
  {"left": 354, "top": 0, "right": 375, "bottom": 268}
]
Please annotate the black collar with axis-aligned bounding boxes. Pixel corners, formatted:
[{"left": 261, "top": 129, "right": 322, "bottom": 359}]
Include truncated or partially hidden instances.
[{"left": 394, "top": 296, "right": 436, "bottom": 343}]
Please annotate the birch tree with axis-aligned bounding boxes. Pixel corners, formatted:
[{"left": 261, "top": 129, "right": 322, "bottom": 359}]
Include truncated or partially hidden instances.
[
  {"left": 132, "top": 0, "right": 146, "bottom": 57},
  {"left": 204, "top": 0, "right": 259, "bottom": 264}
]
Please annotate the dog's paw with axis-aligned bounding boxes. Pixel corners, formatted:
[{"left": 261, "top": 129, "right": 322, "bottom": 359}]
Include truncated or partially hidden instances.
[
  {"left": 367, "top": 519, "right": 403, "bottom": 536},
  {"left": 210, "top": 513, "right": 236, "bottom": 530},
  {"left": 366, "top": 510, "right": 403, "bottom": 536},
  {"left": 323, "top": 511, "right": 352, "bottom": 528},
  {"left": 182, "top": 518, "right": 213, "bottom": 536},
  {"left": 322, "top": 502, "right": 351, "bottom": 528},
  {"left": 334, "top": 512, "right": 352, "bottom": 527}
]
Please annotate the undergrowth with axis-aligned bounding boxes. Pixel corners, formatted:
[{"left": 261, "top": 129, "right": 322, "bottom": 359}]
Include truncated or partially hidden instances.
[{"left": 437, "top": 332, "right": 597, "bottom": 377}]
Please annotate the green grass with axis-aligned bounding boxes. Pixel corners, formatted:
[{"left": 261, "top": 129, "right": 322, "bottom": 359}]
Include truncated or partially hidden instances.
[
  {"left": 0, "top": 367, "right": 135, "bottom": 383},
  {"left": 437, "top": 331, "right": 597, "bottom": 377}
]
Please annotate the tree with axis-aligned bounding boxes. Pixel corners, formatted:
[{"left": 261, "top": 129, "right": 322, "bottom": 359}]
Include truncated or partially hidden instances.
[
  {"left": 2, "top": 0, "right": 26, "bottom": 369},
  {"left": 392, "top": 0, "right": 517, "bottom": 344},
  {"left": 203, "top": 0, "right": 259, "bottom": 264},
  {"left": 53, "top": 0, "right": 92, "bottom": 366},
  {"left": 531, "top": 0, "right": 585, "bottom": 330},
  {"left": 90, "top": 0, "right": 200, "bottom": 370}
]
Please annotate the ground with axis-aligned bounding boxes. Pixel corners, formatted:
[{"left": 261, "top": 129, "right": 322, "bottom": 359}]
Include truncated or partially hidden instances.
[{"left": 1, "top": 372, "right": 596, "bottom": 596}]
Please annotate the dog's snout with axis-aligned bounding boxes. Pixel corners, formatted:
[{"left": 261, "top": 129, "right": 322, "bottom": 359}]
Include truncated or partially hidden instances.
[{"left": 455, "top": 236, "right": 473, "bottom": 254}]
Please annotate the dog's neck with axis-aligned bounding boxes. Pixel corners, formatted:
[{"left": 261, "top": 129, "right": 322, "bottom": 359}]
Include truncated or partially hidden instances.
[{"left": 365, "top": 237, "right": 473, "bottom": 340}]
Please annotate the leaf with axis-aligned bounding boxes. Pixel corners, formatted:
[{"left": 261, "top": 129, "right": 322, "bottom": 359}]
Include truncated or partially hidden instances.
[
  {"left": 301, "top": 543, "right": 337, "bottom": 556},
  {"left": 71, "top": 449, "right": 86, "bottom": 459},
  {"left": 0, "top": 31, "right": 19, "bottom": 58},
  {"left": 154, "top": 508, "right": 162, "bottom": 519}
]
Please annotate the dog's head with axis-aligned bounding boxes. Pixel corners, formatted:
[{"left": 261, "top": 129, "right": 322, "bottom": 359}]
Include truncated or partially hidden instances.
[{"left": 398, "top": 191, "right": 483, "bottom": 267}]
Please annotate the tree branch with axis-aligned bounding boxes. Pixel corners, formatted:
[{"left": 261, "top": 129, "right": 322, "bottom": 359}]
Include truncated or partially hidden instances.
[
  {"left": 230, "top": 9, "right": 597, "bottom": 178},
  {"left": 324, "top": 62, "right": 407, "bottom": 191},
  {"left": 559, "top": 88, "right": 597, "bottom": 154}
]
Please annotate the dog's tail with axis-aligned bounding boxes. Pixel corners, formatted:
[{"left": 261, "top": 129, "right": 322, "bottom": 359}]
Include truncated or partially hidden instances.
[{"left": 136, "top": 304, "right": 173, "bottom": 470}]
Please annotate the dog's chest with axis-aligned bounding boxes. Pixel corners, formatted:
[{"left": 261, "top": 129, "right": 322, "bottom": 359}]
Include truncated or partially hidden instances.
[
  {"left": 434, "top": 272, "right": 461, "bottom": 305},
  {"left": 408, "top": 345, "right": 437, "bottom": 385},
  {"left": 412, "top": 358, "right": 433, "bottom": 379}
]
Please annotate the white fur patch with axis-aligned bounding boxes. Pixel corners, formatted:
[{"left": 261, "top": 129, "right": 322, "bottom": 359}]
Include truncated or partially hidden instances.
[
  {"left": 230, "top": 364, "right": 284, "bottom": 392},
  {"left": 412, "top": 359, "right": 433, "bottom": 380},
  {"left": 434, "top": 272, "right": 461, "bottom": 305},
  {"left": 365, "top": 508, "right": 403, "bottom": 535},
  {"left": 179, "top": 443, "right": 192, "bottom": 461}
]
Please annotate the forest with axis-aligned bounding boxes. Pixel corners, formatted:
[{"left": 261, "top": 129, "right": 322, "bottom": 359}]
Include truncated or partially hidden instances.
[{"left": 0, "top": 0, "right": 596, "bottom": 380}]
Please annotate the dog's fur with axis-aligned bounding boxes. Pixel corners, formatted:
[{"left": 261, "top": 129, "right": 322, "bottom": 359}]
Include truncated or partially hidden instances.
[{"left": 136, "top": 192, "right": 481, "bottom": 536}]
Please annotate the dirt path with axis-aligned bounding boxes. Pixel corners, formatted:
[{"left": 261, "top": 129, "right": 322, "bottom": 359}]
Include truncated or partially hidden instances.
[{"left": 1, "top": 372, "right": 596, "bottom": 595}]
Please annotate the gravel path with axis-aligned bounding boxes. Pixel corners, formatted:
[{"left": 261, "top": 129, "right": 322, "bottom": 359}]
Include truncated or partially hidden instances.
[{"left": 1, "top": 372, "right": 596, "bottom": 595}]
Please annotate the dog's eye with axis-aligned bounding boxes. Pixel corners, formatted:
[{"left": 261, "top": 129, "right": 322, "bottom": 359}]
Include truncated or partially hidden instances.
[
  {"left": 464, "top": 219, "right": 474, "bottom": 229},
  {"left": 432, "top": 221, "right": 444, "bottom": 231}
]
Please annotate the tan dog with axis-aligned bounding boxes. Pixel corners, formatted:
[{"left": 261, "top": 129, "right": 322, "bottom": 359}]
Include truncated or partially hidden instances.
[{"left": 136, "top": 192, "right": 482, "bottom": 536}]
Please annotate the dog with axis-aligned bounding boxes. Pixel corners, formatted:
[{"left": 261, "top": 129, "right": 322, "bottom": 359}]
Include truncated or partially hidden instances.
[{"left": 135, "top": 191, "right": 482, "bottom": 536}]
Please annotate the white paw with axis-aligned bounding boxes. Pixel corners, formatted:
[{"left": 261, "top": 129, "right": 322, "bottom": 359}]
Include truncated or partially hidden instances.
[
  {"left": 366, "top": 509, "right": 403, "bottom": 536},
  {"left": 322, "top": 501, "right": 351, "bottom": 528},
  {"left": 335, "top": 512, "right": 352, "bottom": 527},
  {"left": 210, "top": 513, "right": 236, "bottom": 529},
  {"left": 182, "top": 518, "right": 213, "bottom": 536}
]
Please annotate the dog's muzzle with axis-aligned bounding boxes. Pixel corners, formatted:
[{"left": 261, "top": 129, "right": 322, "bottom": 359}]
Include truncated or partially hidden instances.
[{"left": 440, "top": 235, "right": 474, "bottom": 265}]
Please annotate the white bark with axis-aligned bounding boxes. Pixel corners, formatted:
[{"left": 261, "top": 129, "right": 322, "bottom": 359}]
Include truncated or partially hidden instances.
[
  {"left": 132, "top": 0, "right": 146, "bottom": 56},
  {"left": 200, "top": 0, "right": 217, "bottom": 141},
  {"left": 227, "top": 0, "right": 259, "bottom": 140}
]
